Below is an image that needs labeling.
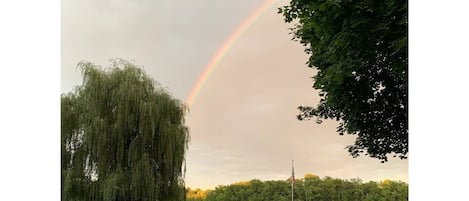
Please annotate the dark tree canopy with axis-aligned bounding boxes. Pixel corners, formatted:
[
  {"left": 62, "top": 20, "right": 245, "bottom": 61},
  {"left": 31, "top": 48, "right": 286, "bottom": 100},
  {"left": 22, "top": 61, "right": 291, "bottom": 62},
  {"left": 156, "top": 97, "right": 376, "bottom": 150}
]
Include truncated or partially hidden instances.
[
  {"left": 61, "top": 59, "right": 190, "bottom": 201},
  {"left": 279, "top": 0, "right": 408, "bottom": 161}
]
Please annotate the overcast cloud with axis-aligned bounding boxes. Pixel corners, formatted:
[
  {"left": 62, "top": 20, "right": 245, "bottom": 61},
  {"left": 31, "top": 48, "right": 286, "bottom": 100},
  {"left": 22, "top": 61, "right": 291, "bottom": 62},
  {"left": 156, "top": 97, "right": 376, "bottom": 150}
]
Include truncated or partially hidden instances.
[{"left": 62, "top": 0, "right": 408, "bottom": 189}]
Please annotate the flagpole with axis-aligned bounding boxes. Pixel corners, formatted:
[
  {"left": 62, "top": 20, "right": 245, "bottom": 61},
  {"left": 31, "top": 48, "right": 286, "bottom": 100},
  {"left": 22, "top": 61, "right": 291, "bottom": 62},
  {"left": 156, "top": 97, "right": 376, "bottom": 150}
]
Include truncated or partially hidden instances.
[{"left": 292, "top": 159, "right": 294, "bottom": 201}]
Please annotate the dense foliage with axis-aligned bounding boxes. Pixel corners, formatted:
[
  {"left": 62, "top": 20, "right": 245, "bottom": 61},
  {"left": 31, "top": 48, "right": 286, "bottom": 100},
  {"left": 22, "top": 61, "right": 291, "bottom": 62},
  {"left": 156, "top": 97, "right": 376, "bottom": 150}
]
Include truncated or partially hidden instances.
[
  {"left": 188, "top": 174, "right": 408, "bottom": 201},
  {"left": 279, "top": 0, "right": 408, "bottom": 161},
  {"left": 186, "top": 188, "right": 209, "bottom": 201},
  {"left": 61, "top": 59, "right": 190, "bottom": 201}
]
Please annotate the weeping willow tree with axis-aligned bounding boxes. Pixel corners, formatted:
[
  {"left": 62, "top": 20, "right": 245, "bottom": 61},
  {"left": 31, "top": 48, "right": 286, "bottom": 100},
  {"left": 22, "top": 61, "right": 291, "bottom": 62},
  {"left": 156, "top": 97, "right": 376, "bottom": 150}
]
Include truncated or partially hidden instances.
[{"left": 61, "top": 59, "right": 190, "bottom": 201}]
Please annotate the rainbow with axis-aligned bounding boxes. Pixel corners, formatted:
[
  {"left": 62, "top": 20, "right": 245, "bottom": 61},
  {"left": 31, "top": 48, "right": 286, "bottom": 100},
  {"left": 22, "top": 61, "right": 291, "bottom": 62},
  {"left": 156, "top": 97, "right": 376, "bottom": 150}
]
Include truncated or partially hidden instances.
[{"left": 185, "top": 0, "right": 276, "bottom": 106}]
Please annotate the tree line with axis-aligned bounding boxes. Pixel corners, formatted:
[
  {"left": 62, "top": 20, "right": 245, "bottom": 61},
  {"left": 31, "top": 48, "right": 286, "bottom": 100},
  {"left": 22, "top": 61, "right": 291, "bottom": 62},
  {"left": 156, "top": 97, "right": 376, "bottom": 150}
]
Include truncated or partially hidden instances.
[{"left": 187, "top": 174, "right": 407, "bottom": 201}]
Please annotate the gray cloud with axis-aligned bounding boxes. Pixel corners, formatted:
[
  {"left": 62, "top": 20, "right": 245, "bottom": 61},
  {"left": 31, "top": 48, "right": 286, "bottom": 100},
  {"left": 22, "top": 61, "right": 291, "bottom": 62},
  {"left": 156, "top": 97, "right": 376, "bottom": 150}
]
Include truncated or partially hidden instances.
[{"left": 62, "top": 0, "right": 265, "bottom": 99}]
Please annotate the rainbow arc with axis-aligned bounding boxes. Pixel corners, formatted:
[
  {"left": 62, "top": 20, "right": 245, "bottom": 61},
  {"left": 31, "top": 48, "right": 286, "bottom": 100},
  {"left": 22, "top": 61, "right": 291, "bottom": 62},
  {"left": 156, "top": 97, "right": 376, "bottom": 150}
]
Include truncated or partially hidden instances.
[{"left": 185, "top": 0, "right": 276, "bottom": 106}]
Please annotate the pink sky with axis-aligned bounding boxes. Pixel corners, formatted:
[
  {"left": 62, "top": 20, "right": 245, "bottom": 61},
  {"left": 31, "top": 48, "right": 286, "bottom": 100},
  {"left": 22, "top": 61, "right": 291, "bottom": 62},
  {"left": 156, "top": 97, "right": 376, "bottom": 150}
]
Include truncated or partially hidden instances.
[{"left": 184, "top": 1, "right": 407, "bottom": 188}]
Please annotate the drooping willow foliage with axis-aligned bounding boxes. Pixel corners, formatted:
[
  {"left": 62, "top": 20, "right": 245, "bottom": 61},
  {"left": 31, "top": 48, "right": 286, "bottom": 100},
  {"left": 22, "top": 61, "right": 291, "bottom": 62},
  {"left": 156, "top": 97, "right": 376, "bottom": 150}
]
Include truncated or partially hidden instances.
[{"left": 61, "top": 59, "right": 190, "bottom": 201}]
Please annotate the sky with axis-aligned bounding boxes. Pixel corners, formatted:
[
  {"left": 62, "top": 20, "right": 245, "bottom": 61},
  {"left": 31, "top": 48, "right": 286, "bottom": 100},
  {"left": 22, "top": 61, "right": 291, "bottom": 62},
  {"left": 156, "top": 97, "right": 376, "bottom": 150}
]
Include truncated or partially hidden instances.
[{"left": 62, "top": 0, "right": 408, "bottom": 189}]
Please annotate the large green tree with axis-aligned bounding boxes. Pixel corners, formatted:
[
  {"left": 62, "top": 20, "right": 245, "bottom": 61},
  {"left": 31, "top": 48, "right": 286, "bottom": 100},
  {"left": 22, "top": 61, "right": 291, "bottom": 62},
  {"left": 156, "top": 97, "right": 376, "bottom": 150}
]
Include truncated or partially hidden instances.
[
  {"left": 279, "top": 0, "right": 408, "bottom": 161},
  {"left": 61, "top": 59, "right": 190, "bottom": 201}
]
